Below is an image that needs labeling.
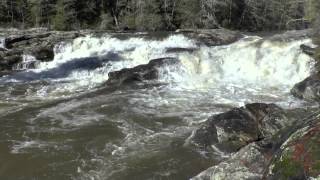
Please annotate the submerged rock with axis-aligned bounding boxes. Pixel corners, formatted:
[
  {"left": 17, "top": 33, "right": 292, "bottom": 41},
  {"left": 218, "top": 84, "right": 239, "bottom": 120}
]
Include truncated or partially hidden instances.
[
  {"left": 106, "top": 57, "right": 180, "bottom": 87},
  {"left": 192, "top": 103, "right": 290, "bottom": 153},
  {"left": 265, "top": 119, "right": 320, "bottom": 180},
  {"left": 291, "top": 73, "right": 320, "bottom": 102}
]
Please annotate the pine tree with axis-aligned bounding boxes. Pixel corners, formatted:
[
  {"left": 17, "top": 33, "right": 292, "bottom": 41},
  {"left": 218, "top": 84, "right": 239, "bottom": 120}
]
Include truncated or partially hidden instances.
[
  {"left": 135, "top": 0, "right": 165, "bottom": 31},
  {"left": 99, "top": 0, "right": 115, "bottom": 29},
  {"left": 175, "top": 0, "right": 202, "bottom": 29},
  {"left": 35, "top": 0, "right": 57, "bottom": 28},
  {"left": 76, "top": 0, "right": 101, "bottom": 28},
  {"left": 16, "top": 0, "right": 33, "bottom": 28},
  {"left": 53, "top": 0, "right": 66, "bottom": 30},
  {"left": 0, "top": 0, "right": 10, "bottom": 26}
]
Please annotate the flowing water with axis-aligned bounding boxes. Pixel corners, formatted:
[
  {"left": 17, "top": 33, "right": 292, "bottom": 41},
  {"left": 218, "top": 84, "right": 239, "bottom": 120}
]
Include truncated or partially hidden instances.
[
  {"left": 0, "top": 37, "right": 5, "bottom": 49},
  {"left": 0, "top": 32, "right": 316, "bottom": 180}
]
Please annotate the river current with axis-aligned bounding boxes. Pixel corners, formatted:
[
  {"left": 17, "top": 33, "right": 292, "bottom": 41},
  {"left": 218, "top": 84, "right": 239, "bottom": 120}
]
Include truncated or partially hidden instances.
[{"left": 0, "top": 32, "right": 315, "bottom": 179}]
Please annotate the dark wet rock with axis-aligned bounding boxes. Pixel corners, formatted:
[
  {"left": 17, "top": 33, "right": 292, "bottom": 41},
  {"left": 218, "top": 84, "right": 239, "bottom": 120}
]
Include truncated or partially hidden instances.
[
  {"left": 4, "top": 31, "right": 81, "bottom": 61},
  {"left": 176, "top": 29, "right": 242, "bottom": 46},
  {"left": 0, "top": 50, "right": 23, "bottom": 71},
  {"left": 0, "top": 30, "right": 85, "bottom": 71},
  {"left": 5, "top": 33, "right": 50, "bottom": 48},
  {"left": 192, "top": 103, "right": 291, "bottom": 153},
  {"left": 264, "top": 119, "right": 320, "bottom": 180},
  {"left": 106, "top": 57, "right": 180, "bottom": 87},
  {"left": 291, "top": 73, "right": 320, "bottom": 102},
  {"left": 300, "top": 44, "right": 315, "bottom": 56},
  {"left": 165, "top": 47, "right": 198, "bottom": 53},
  {"left": 32, "top": 47, "right": 55, "bottom": 62}
]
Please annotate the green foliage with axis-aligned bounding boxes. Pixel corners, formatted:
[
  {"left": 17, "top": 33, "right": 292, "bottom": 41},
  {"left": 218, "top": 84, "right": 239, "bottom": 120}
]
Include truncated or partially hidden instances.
[
  {"left": 53, "top": 0, "right": 66, "bottom": 30},
  {"left": 273, "top": 153, "right": 304, "bottom": 180},
  {"left": 175, "top": 0, "right": 202, "bottom": 29},
  {"left": 305, "top": 0, "right": 320, "bottom": 22},
  {"left": 99, "top": 13, "right": 114, "bottom": 30},
  {"left": 135, "top": 0, "right": 165, "bottom": 31},
  {"left": 307, "top": 0, "right": 320, "bottom": 61}
]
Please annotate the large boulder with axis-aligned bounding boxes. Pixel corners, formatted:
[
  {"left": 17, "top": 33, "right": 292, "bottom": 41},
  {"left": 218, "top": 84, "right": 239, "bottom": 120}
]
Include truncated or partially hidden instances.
[
  {"left": 291, "top": 73, "right": 320, "bottom": 102},
  {"left": 191, "top": 104, "right": 316, "bottom": 180},
  {"left": 106, "top": 57, "right": 180, "bottom": 87},
  {"left": 265, "top": 119, "right": 320, "bottom": 180},
  {"left": 191, "top": 103, "right": 291, "bottom": 153}
]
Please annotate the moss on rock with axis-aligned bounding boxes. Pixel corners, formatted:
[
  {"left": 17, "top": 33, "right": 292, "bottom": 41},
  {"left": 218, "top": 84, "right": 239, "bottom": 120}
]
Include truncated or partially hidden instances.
[{"left": 266, "top": 121, "right": 320, "bottom": 179}]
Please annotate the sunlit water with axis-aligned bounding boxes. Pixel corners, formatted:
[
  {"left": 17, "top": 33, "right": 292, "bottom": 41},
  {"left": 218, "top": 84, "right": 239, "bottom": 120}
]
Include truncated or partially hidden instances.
[{"left": 0, "top": 32, "right": 315, "bottom": 179}]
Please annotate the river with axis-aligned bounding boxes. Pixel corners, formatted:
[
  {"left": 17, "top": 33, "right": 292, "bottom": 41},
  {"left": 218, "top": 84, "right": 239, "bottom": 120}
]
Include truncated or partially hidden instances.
[{"left": 0, "top": 32, "right": 315, "bottom": 179}]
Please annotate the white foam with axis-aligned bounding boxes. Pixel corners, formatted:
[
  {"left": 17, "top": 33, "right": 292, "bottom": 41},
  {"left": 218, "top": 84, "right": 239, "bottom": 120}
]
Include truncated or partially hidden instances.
[
  {"left": 0, "top": 37, "right": 5, "bottom": 49},
  {"left": 13, "top": 55, "right": 38, "bottom": 70},
  {"left": 163, "top": 36, "right": 314, "bottom": 90},
  {"left": 38, "top": 34, "right": 195, "bottom": 70},
  {"left": 36, "top": 34, "right": 314, "bottom": 89},
  {"left": 30, "top": 34, "right": 196, "bottom": 92},
  {"left": 16, "top": 34, "right": 314, "bottom": 107}
]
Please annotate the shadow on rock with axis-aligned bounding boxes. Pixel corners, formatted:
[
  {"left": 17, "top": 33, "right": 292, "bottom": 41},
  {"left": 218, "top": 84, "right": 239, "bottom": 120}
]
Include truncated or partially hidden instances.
[{"left": 106, "top": 57, "right": 180, "bottom": 88}]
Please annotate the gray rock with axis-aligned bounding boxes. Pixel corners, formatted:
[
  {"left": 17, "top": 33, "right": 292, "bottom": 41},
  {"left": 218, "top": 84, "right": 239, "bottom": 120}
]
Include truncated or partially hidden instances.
[
  {"left": 192, "top": 143, "right": 269, "bottom": 180},
  {"left": 106, "top": 57, "right": 180, "bottom": 87},
  {"left": 291, "top": 73, "right": 320, "bottom": 102},
  {"left": 176, "top": 28, "right": 242, "bottom": 46},
  {"left": 0, "top": 30, "right": 84, "bottom": 72},
  {"left": 264, "top": 118, "right": 320, "bottom": 180},
  {"left": 191, "top": 103, "right": 314, "bottom": 180},
  {"left": 192, "top": 103, "right": 290, "bottom": 153}
]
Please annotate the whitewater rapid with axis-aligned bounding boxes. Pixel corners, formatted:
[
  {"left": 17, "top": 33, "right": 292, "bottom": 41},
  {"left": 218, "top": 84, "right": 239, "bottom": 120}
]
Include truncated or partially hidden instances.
[
  {"left": 0, "top": 32, "right": 316, "bottom": 180},
  {"left": 3, "top": 33, "right": 314, "bottom": 107}
]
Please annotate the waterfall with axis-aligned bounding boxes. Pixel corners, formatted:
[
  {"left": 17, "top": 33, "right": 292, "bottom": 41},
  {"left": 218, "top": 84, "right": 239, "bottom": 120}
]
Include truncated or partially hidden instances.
[
  {"left": 1, "top": 33, "right": 315, "bottom": 106},
  {"left": 32, "top": 34, "right": 314, "bottom": 93},
  {"left": 161, "top": 36, "right": 314, "bottom": 90},
  {"left": 13, "top": 55, "right": 39, "bottom": 71}
]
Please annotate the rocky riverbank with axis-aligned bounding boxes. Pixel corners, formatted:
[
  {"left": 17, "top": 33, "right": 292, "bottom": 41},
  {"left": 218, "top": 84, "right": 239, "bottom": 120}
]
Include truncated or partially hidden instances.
[{"left": 190, "top": 103, "right": 320, "bottom": 180}]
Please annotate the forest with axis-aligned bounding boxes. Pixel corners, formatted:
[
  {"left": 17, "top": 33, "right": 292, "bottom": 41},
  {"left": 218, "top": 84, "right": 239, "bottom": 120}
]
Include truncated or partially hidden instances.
[{"left": 0, "top": 0, "right": 319, "bottom": 32}]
